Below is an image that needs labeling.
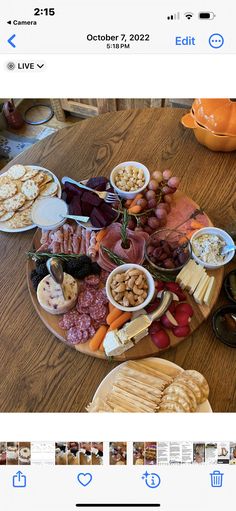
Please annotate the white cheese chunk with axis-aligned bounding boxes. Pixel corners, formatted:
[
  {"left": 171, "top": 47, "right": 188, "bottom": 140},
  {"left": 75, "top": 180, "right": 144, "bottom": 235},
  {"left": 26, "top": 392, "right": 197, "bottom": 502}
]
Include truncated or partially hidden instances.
[
  {"left": 203, "top": 276, "right": 216, "bottom": 306},
  {"left": 193, "top": 274, "right": 210, "bottom": 304},
  {"left": 37, "top": 273, "right": 78, "bottom": 315},
  {"left": 104, "top": 331, "right": 134, "bottom": 357}
]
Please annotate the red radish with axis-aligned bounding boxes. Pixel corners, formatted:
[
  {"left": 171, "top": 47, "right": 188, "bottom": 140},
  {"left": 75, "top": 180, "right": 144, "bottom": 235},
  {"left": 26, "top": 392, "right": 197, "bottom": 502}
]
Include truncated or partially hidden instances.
[
  {"left": 174, "top": 311, "right": 191, "bottom": 326},
  {"left": 168, "top": 301, "right": 176, "bottom": 314},
  {"left": 149, "top": 321, "right": 162, "bottom": 334},
  {"left": 172, "top": 325, "right": 191, "bottom": 337},
  {"left": 175, "top": 303, "right": 194, "bottom": 317},
  {"left": 146, "top": 300, "right": 160, "bottom": 313},
  {"left": 155, "top": 280, "right": 165, "bottom": 292},
  {"left": 165, "top": 282, "right": 182, "bottom": 294},
  {"left": 151, "top": 330, "right": 170, "bottom": 348},
  {"left": 161, "top": 310, "right": 178, "bottom": 328}
]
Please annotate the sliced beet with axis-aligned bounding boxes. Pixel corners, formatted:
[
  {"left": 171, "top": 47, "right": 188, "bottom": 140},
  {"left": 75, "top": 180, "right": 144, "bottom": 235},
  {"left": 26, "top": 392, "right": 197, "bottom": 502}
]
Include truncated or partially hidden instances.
[
  {"left": 69, "top": 196, "right": 82, "bottom": 215},
  {"left": 86, "top": 176, "right": 109, "bottom": 190},
  {"left": 90, "top": 207, "right": 110, "bottom": 228},
  {"left": 81, "top": 191, "right": 102, "bottom": 207},
  {"left": 99, "top": 202, "right": 117, "bottom": 221}
]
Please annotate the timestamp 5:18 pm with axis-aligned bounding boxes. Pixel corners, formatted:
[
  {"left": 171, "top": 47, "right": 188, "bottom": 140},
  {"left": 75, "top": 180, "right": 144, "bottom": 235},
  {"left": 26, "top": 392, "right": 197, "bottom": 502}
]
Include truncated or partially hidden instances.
[{"left": 107, "top": 43, "right": 130, "bottom": 49}]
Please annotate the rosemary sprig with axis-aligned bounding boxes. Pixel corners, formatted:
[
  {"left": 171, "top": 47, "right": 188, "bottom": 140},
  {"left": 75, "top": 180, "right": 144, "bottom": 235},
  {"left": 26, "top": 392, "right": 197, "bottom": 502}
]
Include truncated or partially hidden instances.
[
  {"left": 27, "top": 251, "right": 83, "bottom": 262},
  {"left": 101, "top": 245, "right": 127, "bottom": 266},
  {"left": 120, "top": 207, "right": 130, "bottom": 248},
  {"left": 144, "top": 263, "right": 176, "bottom": 282}
]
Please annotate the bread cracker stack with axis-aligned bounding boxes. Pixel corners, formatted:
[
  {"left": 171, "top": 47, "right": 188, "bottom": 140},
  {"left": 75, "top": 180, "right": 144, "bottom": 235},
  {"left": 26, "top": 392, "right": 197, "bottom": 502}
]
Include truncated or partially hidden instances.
[
  {"left": 0, "top": 164, "right": 59, "bottom": 229},
  {"left": 87, "top": 360, "right": 209, "bottom": 413}
]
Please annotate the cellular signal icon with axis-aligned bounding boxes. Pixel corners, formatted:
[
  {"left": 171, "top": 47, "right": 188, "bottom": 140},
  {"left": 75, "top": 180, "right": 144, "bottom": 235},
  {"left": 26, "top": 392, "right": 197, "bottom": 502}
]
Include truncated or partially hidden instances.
[
  {"left": 167, "top": 12, "right": 180, "bottom": 21},
  {"left": 185, "top": 12, "right": 194, "bottom": 20}
]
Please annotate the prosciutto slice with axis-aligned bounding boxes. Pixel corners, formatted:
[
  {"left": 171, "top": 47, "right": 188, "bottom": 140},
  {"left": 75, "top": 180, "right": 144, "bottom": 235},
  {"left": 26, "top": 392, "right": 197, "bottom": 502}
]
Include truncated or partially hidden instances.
[{"left": 97, "top": 223, "right": 149, "bottom": 271}]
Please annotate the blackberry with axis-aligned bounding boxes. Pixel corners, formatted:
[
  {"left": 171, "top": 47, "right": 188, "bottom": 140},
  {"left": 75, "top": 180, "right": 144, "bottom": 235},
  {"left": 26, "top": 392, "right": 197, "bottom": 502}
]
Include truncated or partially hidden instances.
[
  {"left": 90, "top": 262, "right": 101, "bottom": 275},
  {"left": 77, "top": 255, "right": 92, "bottom": 265},
  {"left": 69, "top": 263, "right": 91, "bottom": 280},
  {"left": 36, "top": 263, "right": 48, "bottom": 278},
  {"left": 31, "top": 272, "right": 43, "bottom": 291}
]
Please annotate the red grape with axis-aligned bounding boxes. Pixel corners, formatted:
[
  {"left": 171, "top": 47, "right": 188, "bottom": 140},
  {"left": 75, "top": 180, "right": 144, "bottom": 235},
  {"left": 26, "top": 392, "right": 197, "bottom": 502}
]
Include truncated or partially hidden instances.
[
  {"left": 144, "top": 225, "right": 153, "bottom": 234},
  {"left": 147, "top": 199, "right": 157, "bottom": 209},
  {"left": 168, "top": 176, "right": 180, "bottom": 189},
  {"left": 157, "top": 202, "right": 170, "bottom": 213},
  {"left": 139, "top": 215, "right": 148, "bottom": 225},
  {"left": 136, "top": 198, "right": 148, "bottom": 209},
  {"left": 162, "top": 186, "right": 174, "bottom": 195},
  {"left": 145, "top": 190, "right": 156, "bottom": 200},
  {"left": 152, "top": 170, "right": 163, "bottom": 183},
  {"left": 163, "top": 195, "right": 172, "bottom": 204},
  {"left": 147, "top": 216, "right": 160, "bottom": 229},
  {"left": 148, "top": 179, "right": 159, "bottom": 191},
  {"left": 163, "top": 169, "right": 172, "bottom": 180},
  {"left": 127, "top": 218, "right": 136, "bottom": 230},
  {"left": 155, "top": 207, "right": 167, "bottom": 220}
]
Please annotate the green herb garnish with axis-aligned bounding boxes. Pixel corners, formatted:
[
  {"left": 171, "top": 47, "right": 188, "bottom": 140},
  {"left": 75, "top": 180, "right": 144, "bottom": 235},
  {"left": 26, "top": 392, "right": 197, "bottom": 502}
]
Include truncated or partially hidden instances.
[{"left": 101, "top": 246, "right": 127, "bottom": 266}]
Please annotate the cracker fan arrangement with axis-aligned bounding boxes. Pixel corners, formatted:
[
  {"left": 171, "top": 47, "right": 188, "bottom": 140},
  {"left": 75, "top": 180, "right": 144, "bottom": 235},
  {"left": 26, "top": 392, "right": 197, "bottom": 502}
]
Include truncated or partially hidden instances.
[{"left": 1, "top": 157, "right": 234, "bottom": 413}]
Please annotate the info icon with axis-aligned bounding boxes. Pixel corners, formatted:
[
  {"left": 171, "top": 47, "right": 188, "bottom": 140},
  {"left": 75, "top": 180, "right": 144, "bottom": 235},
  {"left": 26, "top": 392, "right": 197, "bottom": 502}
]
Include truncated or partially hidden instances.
[{"left": 142, "top": 471, "right": 161, "bottom": 489}]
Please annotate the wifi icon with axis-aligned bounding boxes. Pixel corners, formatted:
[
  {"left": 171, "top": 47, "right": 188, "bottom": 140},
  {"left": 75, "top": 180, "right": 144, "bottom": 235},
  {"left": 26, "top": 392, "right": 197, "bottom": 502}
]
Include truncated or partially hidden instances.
[{"left": 185, "top": 12, "right": 194, "bottom": 20}]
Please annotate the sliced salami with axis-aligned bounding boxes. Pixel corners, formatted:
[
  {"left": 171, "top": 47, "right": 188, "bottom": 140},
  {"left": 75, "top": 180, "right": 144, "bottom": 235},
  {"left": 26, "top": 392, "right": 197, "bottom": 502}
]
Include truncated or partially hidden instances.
[
  {"left": 94, "top": 288, "right": 108, "bottom": 305},
  {"left": 90, "top": 303, "right": 107, "bottom": 321},
  {"left": 77, "top": 287, "right": 96, "bottom": 308},
  {"left": 88, "top": 325, "right": 96, "bottom": 338},
  {"left": 81, "top": 330, "right": 89, "bottom": 343},
  {"left": 67, "top": 327, "right": 83, "bottom": 344},
  {"left": 74, "top": 313, "right": 91, "bottom": 330},
  {"left": 84, "top": 275, "right": 100, "bottom": 288},
  {"left": 100, "top": 270, "right": 109, "bottom": 283},
  {"left": 59, "top": 310, "right": 80, "bottom": 330}
]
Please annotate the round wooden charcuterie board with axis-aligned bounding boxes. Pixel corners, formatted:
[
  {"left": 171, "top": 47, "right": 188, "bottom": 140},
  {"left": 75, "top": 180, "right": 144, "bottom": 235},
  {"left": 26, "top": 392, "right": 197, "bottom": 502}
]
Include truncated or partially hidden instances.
[{"left": 26, "top": 191, "right": 224, "bottom": 361}]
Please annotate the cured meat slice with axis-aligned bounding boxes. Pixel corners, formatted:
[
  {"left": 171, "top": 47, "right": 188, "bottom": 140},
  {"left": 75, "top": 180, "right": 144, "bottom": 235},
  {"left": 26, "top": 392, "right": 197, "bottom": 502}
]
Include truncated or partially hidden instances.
[
  {"left": 90, "top": 303, "right": 107, "bottom": 321},
  {"left": 97, "top": 223, "right": 148, "bottom": 271},
  {"left": 67, "top": 327, "right": 83, "bottom": 344},
  {"left": 74, "top": 313, "right": 91, "bottom": 330},
  {"left": 84, "top": 275, "right": 100, "bottom": 287},
  {"left": 59, "top": 310, "right": 81, "bottom": 330},
  {"left": 95, "top": 288, "right": 108, "bottom": 305}
]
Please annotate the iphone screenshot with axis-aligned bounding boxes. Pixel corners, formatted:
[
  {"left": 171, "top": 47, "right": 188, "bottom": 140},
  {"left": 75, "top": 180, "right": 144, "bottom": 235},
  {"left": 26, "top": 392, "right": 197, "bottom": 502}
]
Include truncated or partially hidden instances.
[{"left": 0, "top": 1, "right": 235, "bottom": 510}]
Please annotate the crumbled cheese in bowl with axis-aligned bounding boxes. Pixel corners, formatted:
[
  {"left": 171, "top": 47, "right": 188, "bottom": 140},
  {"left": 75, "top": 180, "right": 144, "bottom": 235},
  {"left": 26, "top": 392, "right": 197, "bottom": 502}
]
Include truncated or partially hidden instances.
[{"left": 192, "top": 234, "right": 226, "bottom": 265}]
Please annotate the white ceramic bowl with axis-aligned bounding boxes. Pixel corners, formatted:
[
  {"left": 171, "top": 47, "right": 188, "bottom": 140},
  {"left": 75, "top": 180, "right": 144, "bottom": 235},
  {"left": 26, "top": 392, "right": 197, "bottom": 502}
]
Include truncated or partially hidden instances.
[
  {"left": 106, "top": 263, "right": 155, "bottom": 312},
  {"left": 31, "top": 197, "right": 68, "bottom": 231},
  {"left": 110, "top": 161, "right": 150, "bottom": 199},
  {"left": 190, "top": 227, "right": 235, "bottom": 269}
]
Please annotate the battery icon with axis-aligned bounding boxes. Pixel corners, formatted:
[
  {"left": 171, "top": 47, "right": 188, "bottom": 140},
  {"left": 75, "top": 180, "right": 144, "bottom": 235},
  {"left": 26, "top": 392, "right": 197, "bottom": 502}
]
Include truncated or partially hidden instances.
[{"left": 199, "top": 12, "right": 216, "bottom": 19}]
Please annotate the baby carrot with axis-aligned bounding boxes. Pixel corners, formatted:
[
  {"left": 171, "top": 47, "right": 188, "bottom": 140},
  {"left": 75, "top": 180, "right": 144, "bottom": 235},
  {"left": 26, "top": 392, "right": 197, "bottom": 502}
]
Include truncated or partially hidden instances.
[
  {"left": 128, "top": 205, "right": 142, "bottom": 214},
  {"left": 190, "top": 220, "right": 205, "bottom": 230},
  {"left": 125, "top": 199, "right": 133, "bottom": 208},
  {"left": 96, "top": 229, "right": 107, "bottom": 243},
  {"left": 108, "top": 302, "right": 116, "bottom": 314},
  {"left": 89, "top": 325, "right": 108, "bottom": 352},
  {"left": 106, "top": 307, "right": 123, "bottom": 325},
  {"left": 128, "top": 193, "right": 143, "bottom": 209},
  {"left": 109, "top": 312, "right": 132, "bottom": 331}
]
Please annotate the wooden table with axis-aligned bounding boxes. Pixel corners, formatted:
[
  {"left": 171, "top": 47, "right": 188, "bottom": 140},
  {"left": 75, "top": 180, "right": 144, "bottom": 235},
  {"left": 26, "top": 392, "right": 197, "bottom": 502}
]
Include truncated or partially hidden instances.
[{"left": 0, "top": 108, "right": 235, "bottom": 412}]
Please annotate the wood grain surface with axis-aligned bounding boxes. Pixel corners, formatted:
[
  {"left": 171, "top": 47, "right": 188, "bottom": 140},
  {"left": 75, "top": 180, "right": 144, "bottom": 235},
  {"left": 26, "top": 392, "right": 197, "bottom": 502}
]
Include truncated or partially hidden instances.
[{"left": 0, "top": 107, "right": 235, "bottom": 412}]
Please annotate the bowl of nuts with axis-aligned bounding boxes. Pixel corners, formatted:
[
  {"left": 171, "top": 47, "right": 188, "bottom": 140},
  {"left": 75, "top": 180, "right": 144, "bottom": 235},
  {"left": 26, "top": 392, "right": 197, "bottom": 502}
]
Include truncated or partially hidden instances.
[
  {"left": 110, "top": 161, "right": 150, "bottom": 199},
  {"left": 106, "top": 263, "right": 155, "bottom": 312},
  {"left": 145, "top": 229, "right": 191, "bottom": 274}
]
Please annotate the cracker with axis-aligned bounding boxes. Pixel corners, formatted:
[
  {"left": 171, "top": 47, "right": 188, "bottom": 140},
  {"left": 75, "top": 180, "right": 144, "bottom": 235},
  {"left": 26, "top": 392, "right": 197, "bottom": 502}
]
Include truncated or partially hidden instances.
[
  {"left": 18, "top": 199, "right": 34, "bottom": 211},
  {"left": 0, "top": 211, "right": 15, "bottom": 222},
  {"left": 40, "top": 182, "right": 58, "bottom": 196},
  {"left": 0, "top": 182, "right": 17, "bottom": 199},
  {"left": 33, "top": 172, "right": 45, "bottom": 185},
  {"left": 20, "top": 167, "right": 39, "bottom": 181},
  {"left": 39, "top": 174, "right": 53, "bottom": 187},
  {"left": 6, "top": 208, "right": 32, "bottom": 228},
  {"left": 0, "top": 175, "right": 10, "bottom": 186},
  {"left": 3, "top": 192, "right": 26, "bottom": 211},
  {"left": 21, "top": 179, "right": 39, "bottom": 200},
  {"left": 0, "top": 205, "right": 6, "bottom": 217},
  {"left": 7, "top": 165, "right": 26, "bottom": 180}
]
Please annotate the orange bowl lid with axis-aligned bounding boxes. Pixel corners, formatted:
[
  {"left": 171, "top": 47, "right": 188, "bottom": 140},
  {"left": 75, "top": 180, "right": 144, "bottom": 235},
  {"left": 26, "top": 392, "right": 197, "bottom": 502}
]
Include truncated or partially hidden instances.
[{"left": 191, "top": 99, "right": 236, "bottom": 136}]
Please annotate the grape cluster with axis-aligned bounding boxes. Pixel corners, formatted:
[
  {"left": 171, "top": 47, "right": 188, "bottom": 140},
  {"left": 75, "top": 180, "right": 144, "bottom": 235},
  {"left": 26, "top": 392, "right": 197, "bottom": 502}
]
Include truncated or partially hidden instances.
[{"left": 127, "top": 169, "right": 180, "bottom": 235}]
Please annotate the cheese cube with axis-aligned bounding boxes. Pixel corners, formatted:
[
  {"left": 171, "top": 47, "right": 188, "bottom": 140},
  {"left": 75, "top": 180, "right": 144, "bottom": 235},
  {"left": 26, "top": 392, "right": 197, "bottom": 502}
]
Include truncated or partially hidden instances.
[{"left": 203, "top": 276, "right": 216, "bottom": 306}]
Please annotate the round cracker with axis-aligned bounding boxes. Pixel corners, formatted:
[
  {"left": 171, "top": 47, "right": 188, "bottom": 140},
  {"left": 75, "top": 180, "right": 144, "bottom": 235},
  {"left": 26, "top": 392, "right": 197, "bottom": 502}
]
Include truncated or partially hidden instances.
[
  {"left": 21, "top": 179, "right": 39, "bottom": 200},
  {"left": 183, "top": 370, "right": 209, "bottom": 402},
  {"left": 0, "top": 182, "right": 17, "bottom": 199},
  {"left": 175, "top": 374, "right": 202, "bottom": 405},
  {"left": 0, "top": 211, "right": 15, "bottom": 222},
  {"left": 33, "top": 172, "right": 45, "bottom": 185},
  {"left": 3, "top": 192, "right": 26, "bottom": 212},
  {"left": 0, "top": 175, "right": 10, "bottom": 186},
  {"left": 159, "top": 401, "right": 185, "bottom": 413},
  {"left": 40, "top": 182, "right": 58, "bottom": 197},
  {"left": 20, "top": 167, "right": 39, "bottom": 181},
  {"left": 39, "top": 174, "right": 53, "bottom": 187},
  {"left": 6, "top": 208, "right": 32, "bottom": 229},
  {"left": 18, "top": 199, "right": 34, "bottom": 212},
  {"left": 0, "top": 205, "right": 6, "bottom": 218},
  {"left": 7, "top": 165, "right": 26, "bottom": 180}
]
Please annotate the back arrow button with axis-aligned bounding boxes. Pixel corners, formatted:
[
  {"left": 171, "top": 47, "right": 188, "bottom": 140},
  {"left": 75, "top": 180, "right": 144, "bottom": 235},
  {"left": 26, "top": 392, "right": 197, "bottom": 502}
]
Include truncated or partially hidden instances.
[{"left": 8, "top": 34, "right": 16, "bottom": 48}]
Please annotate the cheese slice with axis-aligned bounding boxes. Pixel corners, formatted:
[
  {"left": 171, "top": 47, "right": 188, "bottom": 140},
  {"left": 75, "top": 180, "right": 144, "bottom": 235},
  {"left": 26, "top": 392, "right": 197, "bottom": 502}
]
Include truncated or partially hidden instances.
[
  {"left": 176, "top": 260, "right": 195, "bottom": 284},
  {"left": 177, "top": 260, "right": 196, "bottom": 289},
  {"left": 187, "top": 264, "right": 206, "bottom": 294},
  {"left": 193, "top": 274, "right": 210, "bottom": 304},
  {"left": 203, "top": 276, "right": 216, "bottom": 306}
]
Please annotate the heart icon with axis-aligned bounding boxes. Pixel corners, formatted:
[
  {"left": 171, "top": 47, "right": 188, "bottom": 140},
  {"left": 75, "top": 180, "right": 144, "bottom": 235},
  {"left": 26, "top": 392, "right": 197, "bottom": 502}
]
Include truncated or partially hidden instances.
[{"left": 77, "top": 472, "right": 93, "bottom": 487}]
